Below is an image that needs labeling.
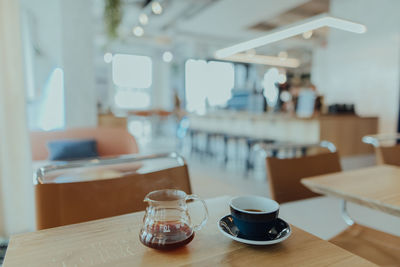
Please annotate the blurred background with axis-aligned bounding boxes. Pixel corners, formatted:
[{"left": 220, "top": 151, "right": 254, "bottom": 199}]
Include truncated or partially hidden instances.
[{"left": 0, "top": 0, "right": 399, "bottom": 252}]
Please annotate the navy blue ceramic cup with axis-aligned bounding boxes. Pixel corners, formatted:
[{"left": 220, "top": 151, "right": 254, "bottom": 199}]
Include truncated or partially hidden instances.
[{"left": 230, "top": 196, "right": 279, "bottom": 238}]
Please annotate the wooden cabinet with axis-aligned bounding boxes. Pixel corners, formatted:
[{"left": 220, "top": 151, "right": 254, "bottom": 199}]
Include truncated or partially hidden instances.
[{"left": 318, "top": 115, "right": 378, "bottom": 156}]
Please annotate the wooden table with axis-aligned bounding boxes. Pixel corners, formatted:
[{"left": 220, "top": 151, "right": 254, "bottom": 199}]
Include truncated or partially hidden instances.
[
  {"left": 3, "top": 196, "right": 375, "bottom": 266},
  {"left": 301, "top": 165, "right": 400, "bottom": 217}
]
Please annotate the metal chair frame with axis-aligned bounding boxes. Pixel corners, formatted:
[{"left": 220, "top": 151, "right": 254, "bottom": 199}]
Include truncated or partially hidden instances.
[
  {"left": 362, "top": 133, "right": 400, "bottom": 147},
  {"left": 259, "top": 140, "right": 337, "bottom": 155},
  {"left": 260, "top": 141, "right": 355, "bottom": 226},
  {"left": 34, "top": 152, "right": 186, "bottom": 184}
]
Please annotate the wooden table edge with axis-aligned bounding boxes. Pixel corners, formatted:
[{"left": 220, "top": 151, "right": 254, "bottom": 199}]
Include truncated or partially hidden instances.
[
  {"left": 301, "top": 179, "right": 400, "bottom": 217},
  {"left": 3, "top": 195, "right": 380, "bottom": 267}
]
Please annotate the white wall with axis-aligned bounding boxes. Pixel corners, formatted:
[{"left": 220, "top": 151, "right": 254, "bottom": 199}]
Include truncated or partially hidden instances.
[
  {"left": 311, "top": 0, "right": 400, "bottom": 133},
  {"left": 152, "top": 58, "right": 173, "bottom": 110},
  {"left": 21, "top": 0, "right": 64, "bottom": 130},
  {"left": 0, "top": 0, "right": 35, "bottom": 237},
  {"left": 21, "top": 0, "right": 97, "bottom": 129},
  {"left": 20, "top": 0, "right": 63, "bottom": 87},
  {"left": 61, "top": 0, "right": 97, "bottom": 128}
]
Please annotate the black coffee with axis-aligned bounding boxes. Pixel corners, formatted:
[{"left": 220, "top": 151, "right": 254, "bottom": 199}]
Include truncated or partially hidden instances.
[{"left": 140, "top": 222, "right": 194, "bottom": 250}]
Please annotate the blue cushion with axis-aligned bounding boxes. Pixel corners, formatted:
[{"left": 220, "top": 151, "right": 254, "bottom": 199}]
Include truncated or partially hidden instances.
[{"left": 47, "top": 139, "right": 99, "bottom": 161}]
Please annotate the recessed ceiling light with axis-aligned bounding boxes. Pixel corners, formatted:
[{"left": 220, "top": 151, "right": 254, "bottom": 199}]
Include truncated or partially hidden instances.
[
  {"left": 152, "top": 1, "right": 163, "bottom": 15},
  {"left": 133, "top": 26, "right": 144, "bottom": 37},
  {"left": 215, "top": 13, "right": 367, "bottom": 58},
  {"left": 103, "top": 52, "right": 113, "bottom": 63},
  {"left": 162, "top": 51, "right": 173, "bottom": 62},
  {"left": 139, "top": 13, "right": 149, "bottom": 25}
]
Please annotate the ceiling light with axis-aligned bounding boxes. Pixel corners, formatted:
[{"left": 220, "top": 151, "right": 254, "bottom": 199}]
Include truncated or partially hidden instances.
[
  {"left": 151, "top": 1, "right": 163, "bottom": 15},
  {"left": 139, "top": 13, "right": 149, "bottom": 25},
  {"left": 215, "top": 13, "right": 367, "bottom": 58},
  {"left": 221, "top": 53, "right": 300, "bottom": 68},
  {"left": 103, "top": 52, "right": 113, "bottom": 63},
  {"left": 278, "top": 51, "right": 288, "bottom": 60},
  {"left": 133, "top": 26, "right": 144, "bottom": 37},
  {"left": 162, "top": 51, "right": 173, "bottom": 62},
  {"left": 302, "top": 30, "right": 313, "bottom": 39}
]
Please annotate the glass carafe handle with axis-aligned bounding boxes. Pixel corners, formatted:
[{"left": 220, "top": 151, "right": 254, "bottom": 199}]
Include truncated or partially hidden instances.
[{"left": 186, "top": 194, "right": 209, "bottom": 231}]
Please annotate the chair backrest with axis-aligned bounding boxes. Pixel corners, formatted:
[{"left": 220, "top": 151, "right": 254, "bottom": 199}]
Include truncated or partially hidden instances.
[
  {"left": 375, "top": 146, "right": 400, "bottom": 166},
  {"left": 362, "top": 134, "right": 400, "bottom": 166},
  {"left": 265, "top": 142, "right": 342, "bottom": 204},
  {"left": 34, "top": 153, "right": 192, "bottom": 230},
  {"left": 30, "top": 127, "right": 138, "bottom": 161}
]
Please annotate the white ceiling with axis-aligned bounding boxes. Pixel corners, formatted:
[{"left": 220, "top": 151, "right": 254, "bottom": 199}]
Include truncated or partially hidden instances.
[
  {"left": 173, "top": 0, "right": 310, "bottom": 41},
  {"left": 97, "top": 0, "right": 315, "bottom": 43},
  {"left": 94, "top": 0, "right": 328, "bottom": 67}
]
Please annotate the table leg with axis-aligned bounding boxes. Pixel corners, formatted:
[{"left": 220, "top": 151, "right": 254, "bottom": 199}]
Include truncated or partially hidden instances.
[{"left": 341, "top": 200, "right": 355, "bottom": 226}]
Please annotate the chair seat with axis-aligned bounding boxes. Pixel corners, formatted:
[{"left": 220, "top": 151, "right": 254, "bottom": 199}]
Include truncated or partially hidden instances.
[{"left": 330, "top": 223, "right": 400, "bottom": 267}]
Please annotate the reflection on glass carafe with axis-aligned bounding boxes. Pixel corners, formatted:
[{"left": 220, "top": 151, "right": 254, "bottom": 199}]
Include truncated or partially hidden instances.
[{"left": 139, "top": 189, "right": 208, "bottom": 250}]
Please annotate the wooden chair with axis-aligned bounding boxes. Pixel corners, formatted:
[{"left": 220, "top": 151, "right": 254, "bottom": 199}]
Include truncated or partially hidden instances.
[
  {"left": 30, "top": 127, "right": 138, "bottom": 161},
  {"left": 265, "top": 141, "right": 400, "bottom": 266},
  {"left": 265, "top": 141, "right": 341, "bottom": 204},
  {"left": 34, "top": 153, "right": 192, "bottom": 230},
  {"left": 363, "top": 134, "right": 400, "bottom": 166}
]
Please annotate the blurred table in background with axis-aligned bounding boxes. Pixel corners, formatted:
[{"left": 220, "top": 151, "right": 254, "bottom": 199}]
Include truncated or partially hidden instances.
[
  {"left": 127, "top": 109, "right": 172, "bottom": 118},
  {"left": 98, "top": 110, "right": 175, "bottom": 141},
  {"left": 128, "top": 109, "right": 174, "bottom": 137},
  {"left": 302, "top": 165, "right": 400, "bottom": 217}
]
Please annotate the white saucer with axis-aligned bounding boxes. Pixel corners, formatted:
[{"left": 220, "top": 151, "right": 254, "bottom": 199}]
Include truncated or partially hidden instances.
[{"left": 217, "top": 215, "right": 291, "bottom": 245}]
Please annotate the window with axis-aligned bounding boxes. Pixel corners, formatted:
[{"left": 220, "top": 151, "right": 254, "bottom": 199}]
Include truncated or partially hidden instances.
[
  {"left": 112, "top": 54, "right": 152, "bottom": 109},
  {"left": 185, "top": 59, "right": 234, "bottom": 113},
  {"left": 27, "top": 68, "right": 65, "bottom": 130},
  {"left": 112, "top": 54, "right": 152, "bottom": 88}
]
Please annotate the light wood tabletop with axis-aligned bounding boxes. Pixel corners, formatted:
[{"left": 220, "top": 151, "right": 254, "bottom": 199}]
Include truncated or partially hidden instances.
[
  {"left": 3, "top": 196, "right": 376, "bottom": 267},
  {"left": 301, "top": 165, "right": 400, "bottom": 217}
]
